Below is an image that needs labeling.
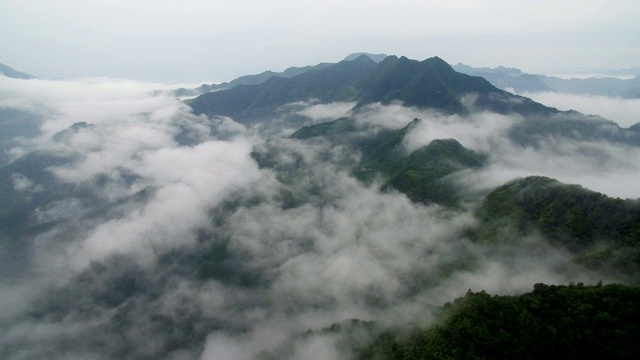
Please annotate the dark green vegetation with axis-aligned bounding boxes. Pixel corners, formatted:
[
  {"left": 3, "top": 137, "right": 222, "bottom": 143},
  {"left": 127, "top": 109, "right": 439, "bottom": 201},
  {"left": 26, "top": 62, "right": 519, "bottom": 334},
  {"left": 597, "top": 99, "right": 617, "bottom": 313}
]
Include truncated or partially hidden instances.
[
  {"left": 474, "top": 176, "right": 640, "bottom": 280},
  {"left": 172, "top": 62, "right": 335, "bottom": 97},
  {"left": 3, "top": 54, "right": 640, "bottom": 359},
  {"left": 189, "top": 55, "right": 555, "bottom": 124},
  {"left": 349, "top": 119, "right": 485, "bottom": 206},
  {"left": 359, "top": 283, "right": 640, "bottom": 359},
  {"left": 189, "top": 55, "right": 379, "bottom": 123},
  {"left": 257, "top": 117, "right": 486, "bottom": 206},
  {"left": 354, "top": 56, "right": 548, "bottom": 116},
  {"left": 173, "top": 53, "right": 384, "bottom": 97}
]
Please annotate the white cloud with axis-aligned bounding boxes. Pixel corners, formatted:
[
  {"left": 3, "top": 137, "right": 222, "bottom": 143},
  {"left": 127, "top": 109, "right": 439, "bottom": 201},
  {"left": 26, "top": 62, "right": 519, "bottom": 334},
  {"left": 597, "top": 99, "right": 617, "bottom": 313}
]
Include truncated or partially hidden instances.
[
  {"left": 1, "top": 82, "right": 638, "bottom": 359},
  {"left": 522, "top": 91, "right": 640, "bottom": 128},
  {"left": 295, "top": 101, "right": 356, "bottom": 122}
]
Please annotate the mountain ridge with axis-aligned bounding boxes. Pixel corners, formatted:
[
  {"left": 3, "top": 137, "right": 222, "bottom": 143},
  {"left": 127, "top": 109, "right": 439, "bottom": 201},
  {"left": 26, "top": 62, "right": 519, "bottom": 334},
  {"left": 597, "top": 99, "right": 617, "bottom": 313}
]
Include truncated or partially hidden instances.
[
  {"left": 454, "top": 63, "right": 640, "bottom": 98},
  {"left": 188, "top": 54, "right": 559, "bottom": 124},
  {"left": 0, "top": 63, "right": 36, "bottom": 79}
]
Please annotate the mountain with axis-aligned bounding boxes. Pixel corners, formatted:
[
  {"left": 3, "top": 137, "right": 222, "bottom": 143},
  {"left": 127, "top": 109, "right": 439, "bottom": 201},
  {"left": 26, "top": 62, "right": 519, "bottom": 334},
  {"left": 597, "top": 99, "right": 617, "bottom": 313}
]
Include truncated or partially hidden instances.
[
  {"left": 0, "top": 63, "right": 36, "bottom": 79},
  {"left": 453, "top": 63, "right": 553, "bottom": 93},
  {"left": 577, "top": 66, "right": 640, "bottom": 77},
  {"left": 189, "top": 55, "right": 379, "bottom": 123},
  {"left": 343, "top": 52, "right": 388, "bottom": 63},
  {"left": 174, "top": 54, "right": 387, "bottom": 98},
  {"left": 354, "top": 55, "right": 552, "bottom": 115},
  {"left": 359, "top": 283, "right": 640, "bottom": 359},
  {"left": 508, "top": 110, "right": 640, "bottom": 147},
  {"left": 285, "top": 117, "right": 486, "bottom": 206},
  {"left": 454, "top": 63, "right": 640, "bottom": 99},
  {"left": 472, "top": 176, "right": 640, "bottom": 280},
  {"left": 190, "top": 54, "right": 640, "bottom": 147},
  {"left": 539, "top": 74, "right": 640, "bottom": 98},
  {"left": 189, "top": 55, "right": 556, "bottom": 124},
  {"left": 173, "top": 62, "right": 336, "bottom": 97},
  {"left": 4, "top": 53, "right": 640, "bottom": 359}
]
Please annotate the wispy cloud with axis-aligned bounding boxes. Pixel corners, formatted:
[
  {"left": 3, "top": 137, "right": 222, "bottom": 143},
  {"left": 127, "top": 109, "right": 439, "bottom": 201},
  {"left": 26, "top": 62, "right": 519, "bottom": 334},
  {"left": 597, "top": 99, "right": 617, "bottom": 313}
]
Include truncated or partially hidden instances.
[
  {"left": 0, "top": 83, "right": 634, "bottom": 359},
  {"left": 522, "top": 91, "right": 640, "bottom": 128}
]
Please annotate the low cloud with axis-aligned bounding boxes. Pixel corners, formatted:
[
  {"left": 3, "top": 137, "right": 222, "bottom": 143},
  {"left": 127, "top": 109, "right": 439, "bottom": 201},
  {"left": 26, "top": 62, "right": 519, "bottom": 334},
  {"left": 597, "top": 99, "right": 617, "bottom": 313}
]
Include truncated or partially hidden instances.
[
  {"left": 522, "top": 91, "right": 640, "bottom": 128},
  {"left": 400, "top": 111, "right": 516, "bottom": 153},
  {"left": 0, "top": 82, "right": 636, "bottom": 359},
  {"left": 295, "top": 101, "right": 356, "bottom": 123}
]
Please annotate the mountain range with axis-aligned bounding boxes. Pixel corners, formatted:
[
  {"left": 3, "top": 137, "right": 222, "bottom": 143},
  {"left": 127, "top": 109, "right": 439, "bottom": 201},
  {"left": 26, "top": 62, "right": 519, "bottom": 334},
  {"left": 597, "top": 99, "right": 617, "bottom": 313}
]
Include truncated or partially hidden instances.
[
  {"left": 1, "top": 53, "right": 640, "bottom": 359},
  {"left": 188, "top": 54, "right": 556, "bottom": 124},
  {"left": 453, "top": 63, "right": 640, "bottom": 98}
]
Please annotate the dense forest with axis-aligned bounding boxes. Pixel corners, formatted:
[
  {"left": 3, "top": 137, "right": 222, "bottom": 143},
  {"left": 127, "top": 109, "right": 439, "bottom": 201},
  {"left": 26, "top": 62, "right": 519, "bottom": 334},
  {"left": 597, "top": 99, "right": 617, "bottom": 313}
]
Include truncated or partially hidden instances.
[{"left": 359, "top": 283, "right": 640, "bottom": 359}]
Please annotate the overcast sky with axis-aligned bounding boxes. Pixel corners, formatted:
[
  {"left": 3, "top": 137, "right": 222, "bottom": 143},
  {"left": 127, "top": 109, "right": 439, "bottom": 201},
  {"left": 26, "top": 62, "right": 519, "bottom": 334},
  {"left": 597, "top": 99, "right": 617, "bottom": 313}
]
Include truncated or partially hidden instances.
[{"left": 1, "top": 0, "right": 638, "bottom": 82}]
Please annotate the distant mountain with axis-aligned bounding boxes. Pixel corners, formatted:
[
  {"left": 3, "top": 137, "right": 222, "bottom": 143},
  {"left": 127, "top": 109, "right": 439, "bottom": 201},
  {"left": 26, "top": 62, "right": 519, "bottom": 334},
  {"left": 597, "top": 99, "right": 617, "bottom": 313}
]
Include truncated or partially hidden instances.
[
  {"left": 189, "top": 55, "right": 556, "bottom": 124},
  {"left": 452, "top": 63, "right": 552, "bottom": 93},
  {"left": 453, "top": 63, "right": 524, "bottom": 77},
  {"left": 173, "top": 62, "right": 336, "bottom": 97},
  {"left": 343, "top": 52, "right": 388, "bottom": 63},
  {"left": 578, "top": 66, "right": 640, "bottom": 77},
  {"left": 173, "top": 55, "right": 389, "bottom": 98},
  {"left": 189, "top": 55, "right": 379, "bottom": 123},
  {"left": 454, "top": 63, "right": 640, "bottom": 98},
  {"left": 0, "top": 63, "right": 36, "bottom": 79},
  {"left": 539, "top": 74, "right": 640, "bottom": 98},
  {"left": 508, "top": 110, "right": 640, "bottom": 147}
]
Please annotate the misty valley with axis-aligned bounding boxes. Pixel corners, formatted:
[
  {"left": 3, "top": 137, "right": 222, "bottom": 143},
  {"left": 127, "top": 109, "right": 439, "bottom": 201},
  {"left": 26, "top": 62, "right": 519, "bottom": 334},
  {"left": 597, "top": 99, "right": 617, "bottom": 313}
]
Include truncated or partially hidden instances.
[{"left": 1, "top": 54, "right": 640, "bottom": 359}]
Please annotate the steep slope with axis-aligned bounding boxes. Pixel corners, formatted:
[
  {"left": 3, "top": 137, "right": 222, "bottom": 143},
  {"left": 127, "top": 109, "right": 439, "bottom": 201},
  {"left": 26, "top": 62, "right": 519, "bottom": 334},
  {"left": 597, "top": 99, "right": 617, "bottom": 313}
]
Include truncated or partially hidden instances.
[
  {"left": 189, "top": 55, "right": 378, "bottom": 124},
  {"left": 173, "top": 62, "right": 335, "bottom": 97},
  {"left": 0, "top": 63, "right": 36, "bottom": 79},
  {"left": 356, "top": 56, "right": 525, "bottom": 114},
  {"left": 189, "top": 54, "right": 558, "bottom": 125},
  {"left": 359, "top": 283, "right": 640, "bottom": 359},
  {"left": 288, "top": 118, "right": 486, "bottom": 206}
]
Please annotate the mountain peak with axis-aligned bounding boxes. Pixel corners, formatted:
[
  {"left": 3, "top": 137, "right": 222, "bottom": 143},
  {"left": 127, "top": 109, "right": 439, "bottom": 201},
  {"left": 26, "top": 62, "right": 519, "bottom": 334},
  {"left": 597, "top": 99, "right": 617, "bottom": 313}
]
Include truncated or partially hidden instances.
[
  {"left": 422, "top": 56, "right": 449, "bottom": 68},
  {"left": 345, "top": 54, "right": 378, "bottom": 66},
  {"left": 343, "top": 52, "right": 388, "bottom": 63},
  {"left": 190, "top": 54, "right": 557, "bottom": 123}
]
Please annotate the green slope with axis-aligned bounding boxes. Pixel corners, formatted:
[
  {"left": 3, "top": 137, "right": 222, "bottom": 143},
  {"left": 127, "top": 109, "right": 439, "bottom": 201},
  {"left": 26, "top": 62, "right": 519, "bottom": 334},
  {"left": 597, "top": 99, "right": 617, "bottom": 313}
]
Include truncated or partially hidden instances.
[
  {"left": 359, "top": 283, "right": 640, "bottom": 359},
  {"left": 189, "top": 55, "right": 378, "bottom": 124},
  {"left": 289, "top": 117, "right": 486, "bottom": 206},
  {"left": 472, "top": 176, "right": 640, "bottom": 279},
  {"left": 189, "top": 54, "right": 559, "bottom": 125}
]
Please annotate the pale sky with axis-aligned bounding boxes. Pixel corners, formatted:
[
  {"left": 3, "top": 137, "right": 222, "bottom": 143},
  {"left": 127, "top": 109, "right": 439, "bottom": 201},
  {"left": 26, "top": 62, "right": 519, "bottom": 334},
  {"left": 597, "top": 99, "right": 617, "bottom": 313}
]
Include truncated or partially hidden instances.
[{"left": 1, "top": 0, "right": 638, "bottom": 82}]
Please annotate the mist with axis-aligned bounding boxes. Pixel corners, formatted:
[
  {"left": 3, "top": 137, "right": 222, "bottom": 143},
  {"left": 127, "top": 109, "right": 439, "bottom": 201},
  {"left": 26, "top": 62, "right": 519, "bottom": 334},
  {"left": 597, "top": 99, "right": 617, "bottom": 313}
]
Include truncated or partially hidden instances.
[
  {"left": 521, "top": 91, "right": 640, "bottom": 128},
  {"left": 0, "top": 76, "right": 635, "bottom": 359}
]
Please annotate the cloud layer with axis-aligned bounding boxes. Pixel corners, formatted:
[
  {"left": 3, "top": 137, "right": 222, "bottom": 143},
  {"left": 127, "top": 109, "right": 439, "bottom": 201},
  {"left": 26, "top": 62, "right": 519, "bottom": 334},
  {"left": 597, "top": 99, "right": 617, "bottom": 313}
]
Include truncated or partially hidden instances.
[
  {"left": 0, "top": 77, "right": 636, "bottom": 359},
  {"left": 522, "top": 91, "right": 640, "bottom": 128}
]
